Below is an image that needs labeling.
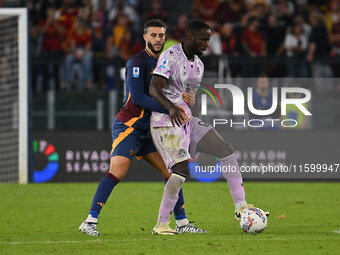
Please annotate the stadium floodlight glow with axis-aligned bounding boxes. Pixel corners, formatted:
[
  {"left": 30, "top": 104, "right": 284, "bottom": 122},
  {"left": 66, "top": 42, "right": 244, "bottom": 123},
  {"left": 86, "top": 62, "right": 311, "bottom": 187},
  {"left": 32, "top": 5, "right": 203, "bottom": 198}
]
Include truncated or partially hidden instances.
[{"left": 0, "top": 9, "right": 29, "bottom": 184}]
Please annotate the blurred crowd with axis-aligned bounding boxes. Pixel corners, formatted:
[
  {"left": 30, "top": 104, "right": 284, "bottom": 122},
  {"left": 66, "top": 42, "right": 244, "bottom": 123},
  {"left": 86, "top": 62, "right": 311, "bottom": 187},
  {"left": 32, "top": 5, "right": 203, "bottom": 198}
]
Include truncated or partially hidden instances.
[{"left": 2, "top": 0, "right": 340, "bottom": 92}]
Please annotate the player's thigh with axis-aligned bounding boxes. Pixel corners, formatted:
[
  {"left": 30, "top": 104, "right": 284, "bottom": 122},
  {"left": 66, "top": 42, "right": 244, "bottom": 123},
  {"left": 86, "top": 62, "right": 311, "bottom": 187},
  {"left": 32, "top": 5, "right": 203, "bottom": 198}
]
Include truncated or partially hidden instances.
[
  {"left": 189, "top": 117, "right": 213, "bottom": 159},
  {"left": 110, "top": 118, "right": 142, "bottom": 179},
  {"left": 172, "top": 159, "right": 189, "bottom": 176},
  {"left": 111, "top": 118, "right": 140, "bottom": 159},
  {"left": 143, "top": 151, "right": 171, "bottom": 179},
  {"left": 196, "top": 128, "right": 234, "bottom": 158},
  {"left": 109, "top": 156, "right": 131, "bottom": 180},
  {"left": 137, "top": 133, "right": 171, "bottom": 178},
  {"left": 135, "top": 133, "right": 158, "bottom": 160},
  {"left": 151, "top": 125, "right": 190, "bottom": 175}
]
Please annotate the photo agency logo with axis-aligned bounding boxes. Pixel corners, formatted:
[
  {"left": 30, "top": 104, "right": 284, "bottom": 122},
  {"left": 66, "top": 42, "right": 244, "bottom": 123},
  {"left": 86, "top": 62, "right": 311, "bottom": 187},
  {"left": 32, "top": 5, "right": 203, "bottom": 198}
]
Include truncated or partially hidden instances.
[
  {"left": 200, "top": 84, "right": 312, "bottom": 128},
  {"left": 199, "top": 83, "right": 223, "bottom": 107}
]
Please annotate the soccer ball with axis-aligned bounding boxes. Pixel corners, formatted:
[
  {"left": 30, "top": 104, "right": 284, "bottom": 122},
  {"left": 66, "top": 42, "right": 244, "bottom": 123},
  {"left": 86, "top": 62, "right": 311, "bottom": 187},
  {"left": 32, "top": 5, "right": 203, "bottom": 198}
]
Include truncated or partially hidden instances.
[{"left": 239, "top": 207, "right": 267, "bottom": 233}]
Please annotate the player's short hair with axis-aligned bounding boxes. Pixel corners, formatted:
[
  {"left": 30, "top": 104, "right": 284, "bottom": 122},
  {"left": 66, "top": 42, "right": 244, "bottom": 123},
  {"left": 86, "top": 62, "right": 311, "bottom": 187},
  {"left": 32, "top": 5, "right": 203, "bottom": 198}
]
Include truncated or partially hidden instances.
[
  {"left": 143, "top": 19, "right": 166, "bottom": 34},
  {"left": 185, "top": 19, "right": 211, "bottom": 37}
]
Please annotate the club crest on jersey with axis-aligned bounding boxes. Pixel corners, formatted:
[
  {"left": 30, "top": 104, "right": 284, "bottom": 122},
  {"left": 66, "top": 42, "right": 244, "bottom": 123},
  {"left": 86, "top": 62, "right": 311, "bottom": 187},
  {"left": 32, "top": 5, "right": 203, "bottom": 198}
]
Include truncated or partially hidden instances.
[
  {"left": 178, "top": 148, "right": 187, "bottom": 158},
  {"left": 160, "top": 59, "right": 167, "bottom": 69},
  {"left": 133, "top": 67, "right": 139, "bottom": 78},
  {"left": 196, "top": 66, "right": 200, "bottom": 75}
]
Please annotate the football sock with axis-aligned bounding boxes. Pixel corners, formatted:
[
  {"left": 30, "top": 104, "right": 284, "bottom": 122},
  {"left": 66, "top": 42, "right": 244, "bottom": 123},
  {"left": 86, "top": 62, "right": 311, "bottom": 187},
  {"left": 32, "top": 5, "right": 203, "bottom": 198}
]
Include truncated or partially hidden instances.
[
  {"left": 158, "top": 173, "right": 186, "bottom": 223},
  {"left": 164, "top": 178, "right": 187, "bottom": 220},
  {"left": 220, "top": 153, "right": 246, "bottom": 205},
  {"left": 234, "top": 201, "right": 248, "bottom": 211},
  {"left": 87, "top": 172, "right": 119, "bottom": 222},
  {"left": 176, "top": 218, "right": 189, "bottom": 227}
]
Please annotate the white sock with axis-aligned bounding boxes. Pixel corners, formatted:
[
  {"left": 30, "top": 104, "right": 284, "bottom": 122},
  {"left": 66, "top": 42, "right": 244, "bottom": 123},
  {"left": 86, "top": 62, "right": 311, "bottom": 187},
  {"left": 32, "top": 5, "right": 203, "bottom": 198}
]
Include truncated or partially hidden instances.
[
  {"left": 158, "top": 173, "right": 186, "bottom": 223},
  {"left": 234, "top": 201, "right": 247, "bottom": 211},
  {"left": 176, "top": 218, "right": 189, "bottom": 227},
  {"left": 85, "top": 214, "right": 98, "bottom": 223}
]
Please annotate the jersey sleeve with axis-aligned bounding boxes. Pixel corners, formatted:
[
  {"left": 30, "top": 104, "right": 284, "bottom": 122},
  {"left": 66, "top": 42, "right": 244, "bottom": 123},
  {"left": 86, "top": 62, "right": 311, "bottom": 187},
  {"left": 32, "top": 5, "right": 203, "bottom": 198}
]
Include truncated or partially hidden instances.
[
  {"left": 152, "top": 50, "right": 176, "bottom": 79},
  {"left": 126, "top": 58, "right": 168, "bottom": 113}
]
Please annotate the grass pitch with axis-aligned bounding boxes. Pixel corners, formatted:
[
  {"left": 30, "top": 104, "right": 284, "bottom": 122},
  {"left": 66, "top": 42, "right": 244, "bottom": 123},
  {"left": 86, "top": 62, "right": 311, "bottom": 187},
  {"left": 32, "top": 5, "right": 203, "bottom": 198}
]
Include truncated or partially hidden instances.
[{"left": 1, "top": 182, "right": 340, "bottom": 254}]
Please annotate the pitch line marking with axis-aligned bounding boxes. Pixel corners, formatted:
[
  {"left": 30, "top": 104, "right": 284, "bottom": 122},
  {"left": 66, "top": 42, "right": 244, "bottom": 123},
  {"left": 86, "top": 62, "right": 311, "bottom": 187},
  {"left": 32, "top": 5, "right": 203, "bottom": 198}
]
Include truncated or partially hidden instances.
[
  {"left": 1, "top": 236, "right": 338, "bottom": 245},
  {"left": 333, "top": 230, "right": 340, "bottom": 234},
  {"left": 7, "top": 240, "right": 104, "bottom": 245}
]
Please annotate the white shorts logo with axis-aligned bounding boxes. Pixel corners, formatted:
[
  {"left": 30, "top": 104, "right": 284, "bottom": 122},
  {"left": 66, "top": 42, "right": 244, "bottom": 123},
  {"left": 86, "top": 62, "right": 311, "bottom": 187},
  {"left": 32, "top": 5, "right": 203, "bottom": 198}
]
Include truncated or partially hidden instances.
[
  {"left": 178, "top": 148, "right": 187, "bottom": 158},
  {"left": 133, "top": 67, "right": 139, "bottom": 78}
]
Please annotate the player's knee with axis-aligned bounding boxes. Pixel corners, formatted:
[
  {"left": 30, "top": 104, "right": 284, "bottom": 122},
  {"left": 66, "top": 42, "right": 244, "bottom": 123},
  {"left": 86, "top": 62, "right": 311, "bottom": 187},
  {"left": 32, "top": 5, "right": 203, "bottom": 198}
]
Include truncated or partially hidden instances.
[
  {"left": 172, "top": 160, "right": 189, "bottom": 177},
  {"left": 109, "top": 157, "right": 130, "bottom": 180},
  {"left": 217, "top": 142, "right": 234, "bottom": 158},
  {"left": 108, "top": 167, "right": 124, "bottom": 180}
]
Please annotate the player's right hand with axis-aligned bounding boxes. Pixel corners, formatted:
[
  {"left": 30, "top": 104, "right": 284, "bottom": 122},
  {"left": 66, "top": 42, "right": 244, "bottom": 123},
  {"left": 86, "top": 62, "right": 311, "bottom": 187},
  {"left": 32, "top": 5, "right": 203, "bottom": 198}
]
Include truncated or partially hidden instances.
[{"left": 169, "top": 105, "right": 189, "bottom": 127}]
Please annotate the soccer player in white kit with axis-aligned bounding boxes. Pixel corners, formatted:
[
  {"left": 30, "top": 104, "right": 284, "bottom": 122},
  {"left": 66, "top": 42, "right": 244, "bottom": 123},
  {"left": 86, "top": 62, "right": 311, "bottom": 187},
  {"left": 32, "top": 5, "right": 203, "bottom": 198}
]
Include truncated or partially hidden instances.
[{"left": 149, "top": 20, "right": 269, "bottom": 235}]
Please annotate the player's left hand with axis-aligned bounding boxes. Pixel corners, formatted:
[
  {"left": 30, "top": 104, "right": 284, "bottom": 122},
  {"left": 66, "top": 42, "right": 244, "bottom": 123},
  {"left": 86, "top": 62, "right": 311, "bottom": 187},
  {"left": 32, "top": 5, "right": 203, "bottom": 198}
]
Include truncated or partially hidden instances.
[
  {"left": 182, "top": 92, "right": 195, "bottom": 107},
  {"left": 169, "top": 105, "right": 189, "bottom": 127}
]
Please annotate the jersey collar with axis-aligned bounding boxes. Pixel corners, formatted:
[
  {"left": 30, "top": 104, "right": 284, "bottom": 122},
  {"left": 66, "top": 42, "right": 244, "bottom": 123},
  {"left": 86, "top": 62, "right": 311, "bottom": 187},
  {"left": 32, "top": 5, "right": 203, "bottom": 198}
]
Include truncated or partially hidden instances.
[
  {"left": 180, "top": 43, "right": 196, "bottom": 63},
  {"left": 144, "top": 48, "right": 157, "bottom": 60}
]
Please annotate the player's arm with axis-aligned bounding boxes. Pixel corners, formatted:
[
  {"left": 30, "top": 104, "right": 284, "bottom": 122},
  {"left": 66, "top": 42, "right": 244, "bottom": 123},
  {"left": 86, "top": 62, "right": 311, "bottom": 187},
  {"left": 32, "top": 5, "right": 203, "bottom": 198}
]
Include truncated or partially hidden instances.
[
  {"left": 149, "top": 75, "right": 189, "bottom": 127},
  {"left": 128, "top": 79, "right": 168, "bottom": 113},
  {"left": 126, "top": 61, "right": 168, "bottom": 113}
]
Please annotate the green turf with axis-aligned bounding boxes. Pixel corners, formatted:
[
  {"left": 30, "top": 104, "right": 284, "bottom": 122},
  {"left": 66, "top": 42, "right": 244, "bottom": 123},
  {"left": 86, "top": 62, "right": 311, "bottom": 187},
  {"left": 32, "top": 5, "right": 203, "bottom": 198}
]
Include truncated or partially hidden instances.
[{"left": 1, "top": 182, "right": 339, "bottom": 255}]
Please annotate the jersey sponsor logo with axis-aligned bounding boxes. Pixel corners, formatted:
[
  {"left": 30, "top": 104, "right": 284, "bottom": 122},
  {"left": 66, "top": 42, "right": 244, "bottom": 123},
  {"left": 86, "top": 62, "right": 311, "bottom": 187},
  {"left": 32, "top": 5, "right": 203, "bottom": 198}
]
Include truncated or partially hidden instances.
[
  {"left": 133, "top": 67, "right": 139, "bottom": 78},
  {"left": 160, "top": 59, "right": 167, "bottom": 69},
  {"left": 178, "top": 148, "right": 187, "bottom": 158}
]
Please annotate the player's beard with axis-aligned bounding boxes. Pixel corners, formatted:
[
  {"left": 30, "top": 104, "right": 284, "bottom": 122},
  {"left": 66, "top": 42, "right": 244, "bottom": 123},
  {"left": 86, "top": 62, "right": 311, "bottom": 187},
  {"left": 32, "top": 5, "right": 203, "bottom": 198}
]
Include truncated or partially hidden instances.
[
  {"left": 148, "top": 42, "right": 164, "bottom": 54},
  {"left": 191, "top": 39, "right": 203, "bottom": 56}
]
